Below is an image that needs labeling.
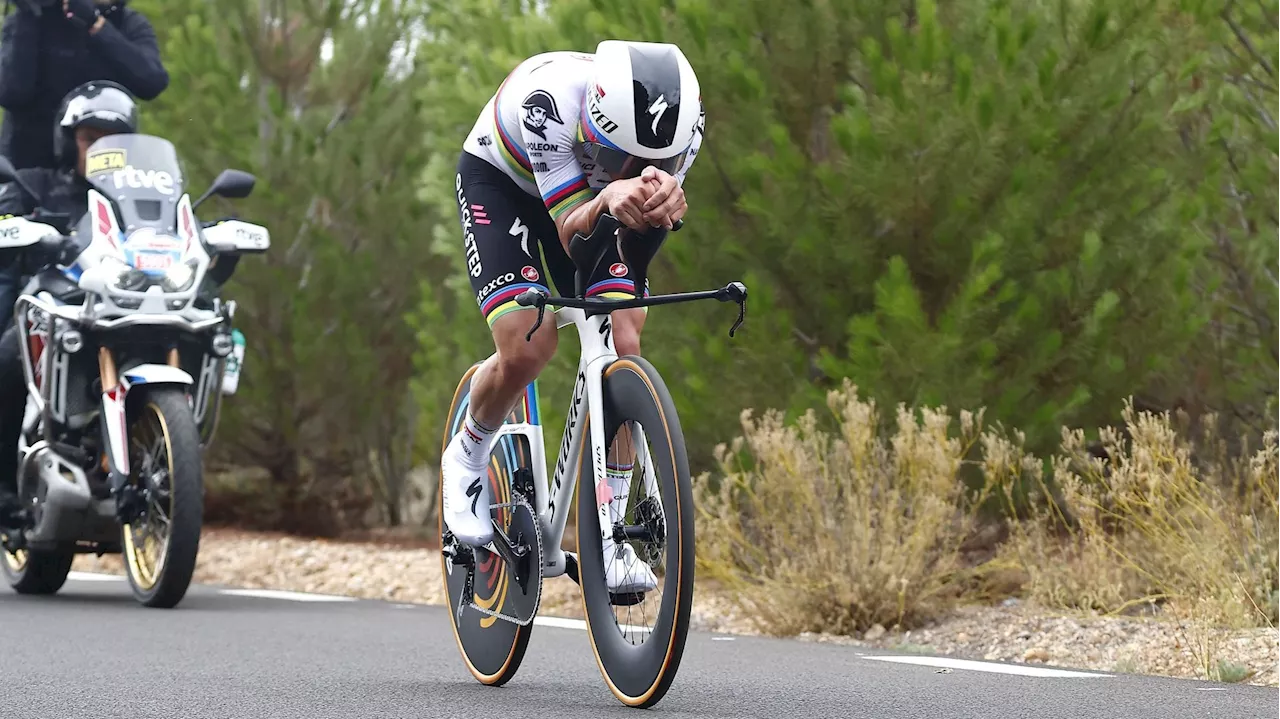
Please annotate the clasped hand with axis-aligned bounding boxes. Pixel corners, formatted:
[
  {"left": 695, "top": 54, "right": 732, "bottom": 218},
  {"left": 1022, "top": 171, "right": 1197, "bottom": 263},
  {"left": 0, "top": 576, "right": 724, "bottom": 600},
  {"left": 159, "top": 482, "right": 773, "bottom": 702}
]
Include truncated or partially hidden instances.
[{"left": 602, "top": 166, "right": 687, "bottom": 232}]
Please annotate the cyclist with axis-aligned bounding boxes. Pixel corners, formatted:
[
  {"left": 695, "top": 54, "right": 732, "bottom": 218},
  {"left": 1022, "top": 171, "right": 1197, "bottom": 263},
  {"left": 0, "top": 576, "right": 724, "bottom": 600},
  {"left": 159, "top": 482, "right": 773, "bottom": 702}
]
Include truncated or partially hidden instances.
[{"left": 442, "top": 40, "right": 703, "bottom": 594}]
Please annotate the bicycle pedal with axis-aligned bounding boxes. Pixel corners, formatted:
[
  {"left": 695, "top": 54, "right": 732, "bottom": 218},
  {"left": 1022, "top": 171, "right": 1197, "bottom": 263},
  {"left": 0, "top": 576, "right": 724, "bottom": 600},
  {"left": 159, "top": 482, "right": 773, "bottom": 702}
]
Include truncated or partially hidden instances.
[
  {"left": 564, "top": 552, "right": 580, "bottom": 585},
  {"left": 609, "top": 591, "right": 646, "bottom": 607}
]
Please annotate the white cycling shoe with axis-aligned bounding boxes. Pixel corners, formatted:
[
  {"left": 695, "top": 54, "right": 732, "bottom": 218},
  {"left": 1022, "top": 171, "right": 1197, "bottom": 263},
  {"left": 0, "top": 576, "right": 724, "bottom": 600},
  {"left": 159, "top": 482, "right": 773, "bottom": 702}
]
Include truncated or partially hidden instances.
[
  {"left": 440, "top": 431, "right": 494, "bottom": 547},
  {"left": 603, "top": 540, "right": 658, "bottom": 594}
]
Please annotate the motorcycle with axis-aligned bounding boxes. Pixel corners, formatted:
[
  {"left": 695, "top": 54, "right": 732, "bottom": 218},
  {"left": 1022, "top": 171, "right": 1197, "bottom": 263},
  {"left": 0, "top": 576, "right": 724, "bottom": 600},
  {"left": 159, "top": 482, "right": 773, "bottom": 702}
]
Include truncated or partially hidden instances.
[{"left": 0, "top": 133, "right": 270, "bottom": 607}]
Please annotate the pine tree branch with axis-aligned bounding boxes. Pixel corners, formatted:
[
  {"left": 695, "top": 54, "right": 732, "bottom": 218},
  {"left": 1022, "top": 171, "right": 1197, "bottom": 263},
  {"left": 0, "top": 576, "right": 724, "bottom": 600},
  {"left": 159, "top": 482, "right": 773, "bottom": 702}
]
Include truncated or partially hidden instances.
[{"left": 1221, "top": 3, "right": 1275, "bottom": 79}]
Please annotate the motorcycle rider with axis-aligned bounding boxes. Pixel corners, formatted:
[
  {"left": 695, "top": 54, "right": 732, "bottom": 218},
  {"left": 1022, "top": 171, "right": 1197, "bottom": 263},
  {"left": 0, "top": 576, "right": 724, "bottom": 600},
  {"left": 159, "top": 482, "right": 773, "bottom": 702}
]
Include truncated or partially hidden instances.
[
  {"left": 0, "top": 0, "right": 167, "bottom": 332},
  {"left": 0, "top": 80, "right": 139, "bottom": 529},
  {"left": 443, "top": 40, "right": 703, "bottom": 594}
]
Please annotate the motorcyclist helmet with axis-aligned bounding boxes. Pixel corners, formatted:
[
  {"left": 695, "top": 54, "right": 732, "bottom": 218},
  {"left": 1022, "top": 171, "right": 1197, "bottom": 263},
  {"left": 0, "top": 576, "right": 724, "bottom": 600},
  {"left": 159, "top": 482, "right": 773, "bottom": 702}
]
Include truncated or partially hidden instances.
[
  {"left": 580, "top": 40, "right": 700, "bottom": 180},
  {"left": 52, "top": 80, "right": 139, "bottom": 169}
]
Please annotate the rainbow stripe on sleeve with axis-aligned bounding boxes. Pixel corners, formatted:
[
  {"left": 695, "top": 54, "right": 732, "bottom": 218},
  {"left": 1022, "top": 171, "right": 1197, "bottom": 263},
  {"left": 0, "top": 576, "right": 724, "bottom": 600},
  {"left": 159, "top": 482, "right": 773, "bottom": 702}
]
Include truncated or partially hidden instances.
[
  {"left": 543, "top": 175, "right": 594, "bottom": 218},
  {"left": 492, "top": 75, "right": 535, "bottom": 183}
]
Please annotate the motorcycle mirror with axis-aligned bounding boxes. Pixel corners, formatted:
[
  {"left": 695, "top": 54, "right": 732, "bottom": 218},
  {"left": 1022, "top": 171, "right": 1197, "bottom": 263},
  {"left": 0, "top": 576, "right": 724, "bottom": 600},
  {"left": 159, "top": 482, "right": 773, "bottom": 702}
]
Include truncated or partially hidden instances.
[{"left": 193, "top": 169, "right": 257, "bottom": 210}]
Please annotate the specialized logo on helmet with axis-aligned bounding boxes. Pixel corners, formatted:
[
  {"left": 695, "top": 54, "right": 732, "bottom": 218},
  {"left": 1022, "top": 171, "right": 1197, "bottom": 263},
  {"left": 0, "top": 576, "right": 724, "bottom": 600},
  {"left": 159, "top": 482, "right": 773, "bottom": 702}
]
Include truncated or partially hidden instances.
[
  {"left": 586, "top": 83, "right": 618, "bottom": 134},
  {"left": 521, "top": 90, "right": 563, "bottom": 140},
  {"left": 647, "top": 95, "right": 670, "bottom": 135}
]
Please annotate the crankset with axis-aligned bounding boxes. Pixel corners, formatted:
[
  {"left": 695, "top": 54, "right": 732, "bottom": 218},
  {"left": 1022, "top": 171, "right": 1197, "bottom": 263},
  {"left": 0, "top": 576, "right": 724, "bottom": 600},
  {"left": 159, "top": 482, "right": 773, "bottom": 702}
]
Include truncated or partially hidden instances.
[{"left": 445, "top": 493, "right": 543, "bottom": 627}]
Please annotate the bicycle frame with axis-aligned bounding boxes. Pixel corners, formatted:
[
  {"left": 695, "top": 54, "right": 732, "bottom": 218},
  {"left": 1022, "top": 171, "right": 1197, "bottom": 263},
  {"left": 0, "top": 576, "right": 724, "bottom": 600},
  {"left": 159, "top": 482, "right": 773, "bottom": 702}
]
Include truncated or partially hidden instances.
[
  {"left": 474, "top": 213, "right": 745, "bottom": 580},
  {"left": 490, "top": 305, "right": 646, "bottom": 580}
]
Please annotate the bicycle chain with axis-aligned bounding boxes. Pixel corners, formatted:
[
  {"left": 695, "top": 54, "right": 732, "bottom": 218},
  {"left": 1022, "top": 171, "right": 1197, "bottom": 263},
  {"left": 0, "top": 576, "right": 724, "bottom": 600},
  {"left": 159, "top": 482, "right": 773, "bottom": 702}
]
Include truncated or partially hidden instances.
[{"left": 455, "top": 494, "right": 543, "bottom": 627}]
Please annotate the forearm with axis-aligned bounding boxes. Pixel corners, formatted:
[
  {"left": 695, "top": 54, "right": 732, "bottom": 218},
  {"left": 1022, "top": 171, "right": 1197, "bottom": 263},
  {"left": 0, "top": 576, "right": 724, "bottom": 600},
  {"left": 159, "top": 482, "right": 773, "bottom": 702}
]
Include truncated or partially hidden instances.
[
  {"left": 87, "top": 20, "right": 169, "bottom": 100},
  {"left": 554, "top": 191, "right": 608, "bottom": 252}
]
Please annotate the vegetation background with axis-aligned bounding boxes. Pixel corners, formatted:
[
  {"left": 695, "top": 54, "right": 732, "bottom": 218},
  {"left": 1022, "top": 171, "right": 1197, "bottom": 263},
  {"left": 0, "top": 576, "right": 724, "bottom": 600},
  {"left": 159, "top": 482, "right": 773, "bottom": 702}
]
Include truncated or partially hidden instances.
[{"left": 2, "top": 0, "right": 1275, "bottom": 672}]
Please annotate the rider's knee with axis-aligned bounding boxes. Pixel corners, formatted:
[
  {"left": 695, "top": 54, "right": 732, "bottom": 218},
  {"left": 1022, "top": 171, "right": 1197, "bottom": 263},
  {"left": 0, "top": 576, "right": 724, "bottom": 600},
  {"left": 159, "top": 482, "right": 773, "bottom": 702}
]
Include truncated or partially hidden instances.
[{"left": 495, "top": 314, "right": 556, "bottom": 384}]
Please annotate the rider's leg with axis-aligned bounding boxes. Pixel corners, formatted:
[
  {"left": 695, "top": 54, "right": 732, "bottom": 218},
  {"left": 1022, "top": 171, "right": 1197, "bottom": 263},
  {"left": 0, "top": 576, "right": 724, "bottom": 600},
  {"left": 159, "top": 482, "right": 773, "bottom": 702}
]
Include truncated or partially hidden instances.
[
  {"left": 442, "top": 150, "right": 562, "bottom": 547},
  {"left": 590, "top": 263, "right": 660, "bottom": 592},
  {"left": 606, "top": 306, "right": 645, "bottom": 489},
  {"left": 467, "top": 312, "right": 556, "bottom": 429}
]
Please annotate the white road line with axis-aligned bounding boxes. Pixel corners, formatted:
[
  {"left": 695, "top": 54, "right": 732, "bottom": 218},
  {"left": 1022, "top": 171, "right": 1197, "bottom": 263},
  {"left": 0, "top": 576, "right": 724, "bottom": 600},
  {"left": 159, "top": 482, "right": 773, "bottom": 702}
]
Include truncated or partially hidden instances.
[
  {"left": 532, "top": 615, "right": 651, "bottom": 634},
  {"left": 218, "top": 588, "right": 357, "bottom": 603},
  {"left": 67, "top": 572, "right": 124, "bottom": 582},
  {"left": 863, "top": 655, "right": 1113, "bottom": 678},
  {"left": 533, "top": 615, "right": 588, "bottom": 630},
  {"left": 63, "top": 573, "right": 679, "bottom": 637}
]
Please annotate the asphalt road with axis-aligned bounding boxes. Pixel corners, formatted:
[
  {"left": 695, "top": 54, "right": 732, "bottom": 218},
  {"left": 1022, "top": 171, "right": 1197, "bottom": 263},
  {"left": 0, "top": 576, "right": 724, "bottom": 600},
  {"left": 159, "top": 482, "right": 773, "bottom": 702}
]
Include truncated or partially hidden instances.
[{"left": 3, "top": 574, "right": 1275, "bottom": 719}]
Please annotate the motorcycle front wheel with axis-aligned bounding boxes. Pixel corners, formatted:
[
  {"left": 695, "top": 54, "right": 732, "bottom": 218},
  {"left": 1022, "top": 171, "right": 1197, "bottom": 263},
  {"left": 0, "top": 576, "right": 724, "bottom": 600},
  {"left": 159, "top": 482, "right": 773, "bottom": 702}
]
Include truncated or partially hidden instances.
[{"left": 120, "top": 387, "right": 204, "bottom": 608}]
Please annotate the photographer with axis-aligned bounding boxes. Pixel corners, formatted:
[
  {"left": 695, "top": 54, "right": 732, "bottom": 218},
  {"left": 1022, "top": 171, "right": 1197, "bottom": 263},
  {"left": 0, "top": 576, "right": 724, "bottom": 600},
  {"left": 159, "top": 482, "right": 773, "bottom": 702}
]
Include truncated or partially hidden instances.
[
  {"left": 0, "top": 0, "right": 166, "bottom": 331},
  {"left": 0, "top": 0, "right": 168, "bottom": 170}
]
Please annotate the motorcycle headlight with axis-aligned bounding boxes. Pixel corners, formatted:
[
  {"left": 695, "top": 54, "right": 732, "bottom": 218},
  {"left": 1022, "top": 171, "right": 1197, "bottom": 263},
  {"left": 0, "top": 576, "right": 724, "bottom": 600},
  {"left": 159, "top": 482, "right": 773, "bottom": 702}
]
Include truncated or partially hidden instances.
[
  {"left": 102, "top": 258, "right": 148, "bottom": 293},
  {"left": 161, "top": 259, "right": 198, "bottom": 292}
]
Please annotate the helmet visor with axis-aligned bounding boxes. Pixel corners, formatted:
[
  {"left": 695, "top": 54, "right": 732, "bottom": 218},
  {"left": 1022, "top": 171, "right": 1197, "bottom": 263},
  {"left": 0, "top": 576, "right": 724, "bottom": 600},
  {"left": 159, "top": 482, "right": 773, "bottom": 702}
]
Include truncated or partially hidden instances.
[{"left": 584, "top": 143, "right": 686, "bottom": 180}]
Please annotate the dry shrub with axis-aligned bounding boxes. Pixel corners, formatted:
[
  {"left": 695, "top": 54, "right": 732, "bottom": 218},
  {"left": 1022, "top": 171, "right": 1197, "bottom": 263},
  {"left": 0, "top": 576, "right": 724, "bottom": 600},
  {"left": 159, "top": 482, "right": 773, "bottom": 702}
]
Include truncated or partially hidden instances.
[
  {"left": 1000, "top": 401, "right": 1279, "bottom": 635},
  {"left": 696, "top": 380, "right": 992, "bottom": 636}
]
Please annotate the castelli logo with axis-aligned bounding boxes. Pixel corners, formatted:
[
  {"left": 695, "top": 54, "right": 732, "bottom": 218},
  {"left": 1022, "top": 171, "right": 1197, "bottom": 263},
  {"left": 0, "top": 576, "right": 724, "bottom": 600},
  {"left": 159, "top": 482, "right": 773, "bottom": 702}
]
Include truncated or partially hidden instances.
[
  {"left": 609, "top": 262, "right": 627, "bottom": 277},
  {"left": 521, "top": 265, "right": 539, "bottom": 281}
]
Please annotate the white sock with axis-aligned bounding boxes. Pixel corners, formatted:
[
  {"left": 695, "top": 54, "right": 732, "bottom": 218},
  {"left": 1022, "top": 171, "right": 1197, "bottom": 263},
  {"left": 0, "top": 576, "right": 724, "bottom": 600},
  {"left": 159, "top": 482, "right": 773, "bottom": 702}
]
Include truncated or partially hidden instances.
[
  {"left": 605, "top": 462, "right": 634, "bottom": 527},
  {"left": 457, "top": 411, "right": 499, "bottom": 472}
]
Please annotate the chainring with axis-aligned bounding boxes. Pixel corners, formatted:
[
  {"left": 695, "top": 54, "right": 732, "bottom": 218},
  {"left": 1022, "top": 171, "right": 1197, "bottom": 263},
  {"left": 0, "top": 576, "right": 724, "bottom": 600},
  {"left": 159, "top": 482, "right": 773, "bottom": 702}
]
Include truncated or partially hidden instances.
[{"left": 454, "top": 493, "right": 543, "bottom": 627}]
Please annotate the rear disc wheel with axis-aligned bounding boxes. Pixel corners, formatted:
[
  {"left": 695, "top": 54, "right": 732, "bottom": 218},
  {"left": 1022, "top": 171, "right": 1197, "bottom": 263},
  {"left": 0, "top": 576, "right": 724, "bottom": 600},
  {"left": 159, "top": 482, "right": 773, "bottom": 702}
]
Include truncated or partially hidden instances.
[{"left": 440, "top": 365, "right": 540, "bottom": 685}]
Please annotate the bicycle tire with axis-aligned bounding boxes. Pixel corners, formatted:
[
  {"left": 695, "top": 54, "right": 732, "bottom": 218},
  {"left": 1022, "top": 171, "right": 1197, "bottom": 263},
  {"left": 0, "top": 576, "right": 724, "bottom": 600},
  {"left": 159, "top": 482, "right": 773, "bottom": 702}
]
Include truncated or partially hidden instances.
[
  {"left": 439, "top": 363, "right": 537, "bottom": 686},
  {"left": 576, "top": 356, "right": 695, "bottom": 708}
]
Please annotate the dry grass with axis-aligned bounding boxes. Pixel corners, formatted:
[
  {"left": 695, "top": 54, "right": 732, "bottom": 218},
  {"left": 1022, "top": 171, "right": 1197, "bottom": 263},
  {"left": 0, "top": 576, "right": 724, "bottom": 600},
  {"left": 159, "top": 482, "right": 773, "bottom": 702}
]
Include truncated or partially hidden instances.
[
  {"left": 695, "top": 380, "right": 993, "bottom": 636},
  {"left": 998, "top": 402, "right": 1278, "bottom": 677},
  {"left": 696, "top": 384, "right": 1279, "bottom": 655}
]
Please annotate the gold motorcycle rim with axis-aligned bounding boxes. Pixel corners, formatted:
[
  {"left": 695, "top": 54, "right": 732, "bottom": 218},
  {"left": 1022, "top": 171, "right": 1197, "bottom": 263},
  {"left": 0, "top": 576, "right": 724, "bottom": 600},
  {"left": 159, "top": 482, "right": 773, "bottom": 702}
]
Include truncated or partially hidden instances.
[{"left": 121, "top": 403, "right": 176, "bottom": 592}]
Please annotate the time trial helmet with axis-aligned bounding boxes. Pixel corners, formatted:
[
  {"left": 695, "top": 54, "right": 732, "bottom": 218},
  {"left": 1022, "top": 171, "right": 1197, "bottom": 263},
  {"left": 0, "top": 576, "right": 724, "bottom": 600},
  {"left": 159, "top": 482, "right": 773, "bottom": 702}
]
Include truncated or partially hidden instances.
[{"left": 581, "top": 40, "right": 700, "bottom": 179}]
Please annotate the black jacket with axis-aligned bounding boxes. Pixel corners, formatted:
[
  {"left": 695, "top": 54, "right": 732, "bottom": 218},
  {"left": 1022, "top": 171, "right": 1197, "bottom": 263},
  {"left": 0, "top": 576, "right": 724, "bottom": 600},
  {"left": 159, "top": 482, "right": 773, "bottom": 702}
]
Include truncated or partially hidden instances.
[
  {"left": 0, "top": 167, "right": 88, "bottom": 272},
  {"left": 0, "top": 167, "right": 88, "bottom": 222},
  {"left": 0, "top": 3, "right": 168, "bottom": 170}
]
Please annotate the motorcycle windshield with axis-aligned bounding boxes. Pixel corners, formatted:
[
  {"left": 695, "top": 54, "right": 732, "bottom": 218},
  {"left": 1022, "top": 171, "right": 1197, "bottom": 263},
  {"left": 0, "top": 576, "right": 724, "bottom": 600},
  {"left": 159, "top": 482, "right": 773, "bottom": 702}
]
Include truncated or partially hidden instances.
[{"left": 83, "top": 134, "right": 186, "bottom": 235}]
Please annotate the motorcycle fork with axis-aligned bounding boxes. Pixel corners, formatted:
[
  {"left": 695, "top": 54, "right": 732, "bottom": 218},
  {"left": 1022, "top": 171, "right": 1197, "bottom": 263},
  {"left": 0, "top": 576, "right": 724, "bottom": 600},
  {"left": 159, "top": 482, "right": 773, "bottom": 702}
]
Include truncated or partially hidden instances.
[{"left": 98, "top": 347, "right": 132, "bottom": 494}]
